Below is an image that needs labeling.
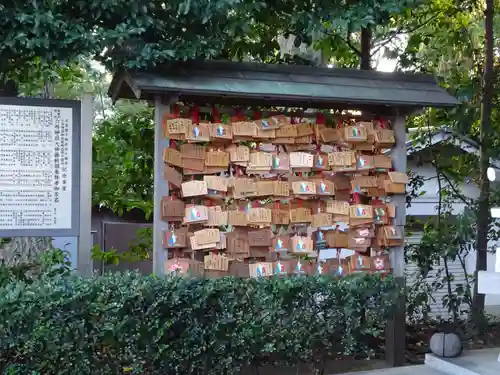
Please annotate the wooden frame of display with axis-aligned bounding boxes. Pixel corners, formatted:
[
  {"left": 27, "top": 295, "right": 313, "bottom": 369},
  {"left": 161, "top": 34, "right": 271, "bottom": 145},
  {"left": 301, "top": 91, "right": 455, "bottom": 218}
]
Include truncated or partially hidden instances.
[{"left": 110, "top": 60, "right": 460, "bottom": 367}]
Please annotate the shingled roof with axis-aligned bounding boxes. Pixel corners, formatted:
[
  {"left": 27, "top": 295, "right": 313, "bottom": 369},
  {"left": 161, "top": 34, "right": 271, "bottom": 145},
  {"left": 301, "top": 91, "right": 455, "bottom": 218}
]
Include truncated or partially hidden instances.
[{"left": 109, "top": 60, "right": 460, "bottom": 114}]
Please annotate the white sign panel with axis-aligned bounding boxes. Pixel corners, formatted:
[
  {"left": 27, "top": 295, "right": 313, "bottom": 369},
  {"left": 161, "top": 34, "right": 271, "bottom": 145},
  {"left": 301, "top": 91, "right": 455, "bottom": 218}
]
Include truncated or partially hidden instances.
[{"left": 0, "top": 104, "right": 73, "bottom": 232}]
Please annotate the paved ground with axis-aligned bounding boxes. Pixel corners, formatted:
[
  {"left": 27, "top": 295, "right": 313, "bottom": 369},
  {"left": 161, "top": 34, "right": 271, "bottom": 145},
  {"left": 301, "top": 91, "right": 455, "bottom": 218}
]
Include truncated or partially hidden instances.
[
  {"left": 335, "top": 365, "right": 445, "bottom": 375},
  {"left": 426, "top": 348, "right": 500, "bottom": 375}
]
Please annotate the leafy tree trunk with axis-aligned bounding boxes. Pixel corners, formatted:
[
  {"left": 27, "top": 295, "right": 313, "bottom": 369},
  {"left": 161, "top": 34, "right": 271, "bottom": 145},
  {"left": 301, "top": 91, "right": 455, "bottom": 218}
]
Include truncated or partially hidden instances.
[
  {"left": 472, "top": 0, "right": 494, "bottom": 332},
  {"left": 360, "top": 26, "right": 372, "bottom": 70}
]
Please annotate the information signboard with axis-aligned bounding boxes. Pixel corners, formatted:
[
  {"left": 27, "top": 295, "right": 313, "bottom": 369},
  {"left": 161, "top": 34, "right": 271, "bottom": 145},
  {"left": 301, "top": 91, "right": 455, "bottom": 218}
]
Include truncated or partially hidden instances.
[{"left": 0, "top": 98, "right": 81, "bottom": 237}]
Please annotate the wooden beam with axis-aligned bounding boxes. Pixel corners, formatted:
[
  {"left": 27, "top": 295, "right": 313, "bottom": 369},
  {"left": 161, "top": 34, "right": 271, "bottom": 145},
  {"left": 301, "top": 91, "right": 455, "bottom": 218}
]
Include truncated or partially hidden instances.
[
  {"left": 153, "top": 96, "right": 177, "bottom": 276},
  {"left": 78, "top": 94, "right": 94, "bottom": 277},
  {"left": 385, "top": 115, "right": 406, "bottom": 367}
]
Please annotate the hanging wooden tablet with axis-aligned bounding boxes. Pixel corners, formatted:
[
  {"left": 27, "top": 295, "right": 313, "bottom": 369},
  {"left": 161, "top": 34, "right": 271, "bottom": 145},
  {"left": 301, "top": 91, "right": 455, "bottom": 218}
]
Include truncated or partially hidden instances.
[
  {"left": 163, "top": 164, "right": 183, "bottom": 189},
  {"left": 180, "top": 144, "right": 206, "bottom": 160},
  {"left": 209, "top": 123, "right": 233, "bottom": 140},
  {"left": 163, "top": 227, "right": 188, "bottom": 249},
  {"left": 161, "top": 198, "right": 185, "bottom": 222},
  {"left": 163, "top": 148, "right": 183, "bottom": 167},
  {"left": 186, "top": 123, "right": 210, "bottom": 142},
  {"left": 181, "top": 180, "right": 208, "bottom": 197}
]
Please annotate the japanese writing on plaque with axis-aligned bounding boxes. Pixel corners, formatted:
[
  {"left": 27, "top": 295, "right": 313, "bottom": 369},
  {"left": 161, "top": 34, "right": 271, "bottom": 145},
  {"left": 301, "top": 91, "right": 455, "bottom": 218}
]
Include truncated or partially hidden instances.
[{"left": 0, "top": 104, "right": 73, "bottom": 230}]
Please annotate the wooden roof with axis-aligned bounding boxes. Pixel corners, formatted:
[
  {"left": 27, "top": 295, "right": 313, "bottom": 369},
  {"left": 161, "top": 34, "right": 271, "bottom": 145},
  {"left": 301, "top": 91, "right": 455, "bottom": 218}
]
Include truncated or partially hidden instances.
[{"left": 109, "top": 60, "right": 460, "bottom": 114}]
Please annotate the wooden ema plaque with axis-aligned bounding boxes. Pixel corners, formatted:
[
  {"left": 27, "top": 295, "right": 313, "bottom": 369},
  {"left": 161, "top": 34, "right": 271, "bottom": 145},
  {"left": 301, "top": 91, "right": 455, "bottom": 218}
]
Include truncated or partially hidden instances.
[
  {"left": 374, "top": 155, "right": 392, "bottom": 170},
  {"left": 319, "top": 128, "right": 340, "bottom": 143},
  {"left": 292, "top": 181, "right": 316, "bottom": 195},
  {"left": 255, "top": 126, "right": 276, "bottom": 139},
  {"left": 350, "top": 176, "right": 378, "bottom": 190},
  {"left": 290, "top": 152, "right": 314, "bottom": 168},
  {"left": 326, "top": 200, "right": 350, "bottom": 216},
  {"left": 185, "top": 123, "right": 210, "bottom": 142},
  {"left": 377, "top": 226, "right": 404, "bottom": 247},
  {"left": 248, "top": 229, "right": 273, "bottom": 247},
  {"left": 313, "top": 152, "right": 329, "bottom": 171},
  {"left": 348, "top": 254, "right": 371, "bottom": 273},
  {"left": 182, "top": 157, "right": 205, "bottom": 171},
  {"left": 163, "top": 164, "right": 183, "bottom": 189},
  {"left": 371, "top": 255, "right": 391, "bottom": 273},
  {"left": 163, "top": 148, "right": 183, "bottom": 167},
  {"left": 328, "top": 151, "right": 356, "bottom": 171},
  {"left": 209, "top": 123, "right": 233, "bottom": 140},
  {"left": 255, "top": 181, "right": 274, "bottom": 197},
  {"left": 356, "top": 154, "right": 374, "bottom": 171},
  {"left": 290, "top": 207, "right": 312, "bottom": 223},
  {"left": 205, "top": 206, "right": 228, "bottom": 227},
  {"left": 227, "top": 210, "right": 248, "bottom": 226},
  {"left": 296, "top": 123, "right": 314, "bottom": 137},
  {"left": 164, "top": 258, "right": 190, "bottom": 276},
  {"left": 194, "top": 228, "right": 220, "bottom": 245},
  {"left": 180, "top": 144, "right": 206, "bottom": 160},
  {"left": 228, "top": 145, "right": 250, "bottom": 162},
  {"left": 205, "top": 150, "right": 230, "bottom": 167},
  {"left": 161, "top": 198, "right": 185, "bottom": 222},
  {"left": 226, "top": 230, "right": 250, "bottom": 257},
  {"left": 247, "top": 208, "right": 272, "bottom": 225},
  {"left": 232, "top": 121, "right": 257, "bottom": 137},
  {"left": 248, "top": 262, "right": 273, "bottom": 278},
  {"left": 276, "top": 124, "right": 298, "bottom": 138},
  {"left": 272, "top": 235, "right": 290, "bottom": 252},
  {"left": 165, "top": 117, "right": 191, "bottom": 135},
  {"left": 181, "top": 180, "right": 208, "bottom": 197},
  {"left": 184, "top": 205, "right": 209, "bottom": 224},
  {"left": 374, "top": 129, "right": 396, "bottom": 148},
  {"left": 271, "top": 153, "right": 289, "bottom": 172},
  {"left": 273, "top": 181, "right": 290, "bottom": 197},
  {"left": 290, "top": 236, "right": 313, "bottom": 254},
  {"left": 384, "top": 172, "right": 409, "bottom": 194},
  {"left": 311, "top": 213, "right": 333, "bottom": 228},
  {"left": 344, "top": 125, "right": 368, "bottom": 143},
  {"left": 248, "top": 152, "right": 273, "bottom": 169},
  {"left": 204, "top": 253, "right": 229, "bottom": 271},
  {"left": 347, "top": 230, "right": 371, "bottom": 250},
  {"left": 315, "top": 180, "right": 334, "bottom": 196},
  {"left": 271, "top": 204, "right": 290, "bottom": 224},
  {"left": 325, "top": 230, "right": 348, "bottom": 248},
  {"left": 204, "top": 176, "right": 228, "bottom": 192},
  {"left": 232, "top": 178, "right": 257, "bottom": 198},
  {"left": 163, "top": 227, "right": 188, "bottom": 248}
]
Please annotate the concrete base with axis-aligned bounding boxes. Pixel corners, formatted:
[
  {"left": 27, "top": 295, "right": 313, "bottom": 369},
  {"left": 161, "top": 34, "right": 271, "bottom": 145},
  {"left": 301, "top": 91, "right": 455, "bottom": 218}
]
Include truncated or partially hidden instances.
[{"left": 425, "top": 348, "right": 500, "bottom": 375}]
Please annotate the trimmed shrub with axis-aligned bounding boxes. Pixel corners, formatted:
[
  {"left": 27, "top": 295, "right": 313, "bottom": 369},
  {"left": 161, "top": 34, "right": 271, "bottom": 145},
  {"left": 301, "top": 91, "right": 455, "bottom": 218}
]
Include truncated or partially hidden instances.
[{"left": 0, "top": 272, "right": 399, "bottom": 375}]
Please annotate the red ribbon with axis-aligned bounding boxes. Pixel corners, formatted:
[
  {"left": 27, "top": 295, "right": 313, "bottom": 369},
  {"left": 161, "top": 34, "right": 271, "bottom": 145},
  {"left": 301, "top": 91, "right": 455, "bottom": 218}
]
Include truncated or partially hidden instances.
[
  {"left": 353, "top": 192, "right": 361, "bottom": 204},
  {"left": 212, "top": 107, "right": 221, "bottom": 123},
  {"left": 376, "top": 116, "right": 387, "bottom": 129},
  {"left": 192, "top": 105, "right": 200, "bottom": 124},
  {"left": 171, "top": 104, "right": 180, "bottom": 117},
  {"left": 254, "top": 111, "right": 262, "bottom": 120},
  {"left": 316, "top": 112, "right": 325, "bottom": 125},
  {"left": 235, "top": 108, "right": 245, "bottom": 121},
  {"left": 336, "top": 118, "right": 343, "bottom": 129}
]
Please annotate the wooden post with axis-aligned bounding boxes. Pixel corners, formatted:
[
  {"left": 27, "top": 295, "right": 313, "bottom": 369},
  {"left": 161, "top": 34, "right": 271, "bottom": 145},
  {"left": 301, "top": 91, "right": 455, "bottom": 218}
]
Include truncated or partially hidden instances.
[
  {"left": 77, "top": 94, "right": 94, "bottom": 277},
  {"left": 385, "top": 115, "right": 406, "bottom": 367},
  {"left": 153, "top": 96, "right": 177, "bottom": 276}
]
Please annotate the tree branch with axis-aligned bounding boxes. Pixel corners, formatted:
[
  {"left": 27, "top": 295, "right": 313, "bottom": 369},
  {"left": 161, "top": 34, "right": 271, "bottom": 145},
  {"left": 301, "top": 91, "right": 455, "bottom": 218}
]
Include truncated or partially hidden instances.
[{"left": 370, "top": 12, "right": 443, "bottom": 58}]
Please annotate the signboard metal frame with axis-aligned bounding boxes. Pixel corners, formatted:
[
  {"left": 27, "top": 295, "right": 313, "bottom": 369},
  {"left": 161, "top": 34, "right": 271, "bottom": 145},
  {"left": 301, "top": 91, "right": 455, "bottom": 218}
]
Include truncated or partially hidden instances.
[{"left": 0, "top": 97, "right": 81, "bottom": 237}]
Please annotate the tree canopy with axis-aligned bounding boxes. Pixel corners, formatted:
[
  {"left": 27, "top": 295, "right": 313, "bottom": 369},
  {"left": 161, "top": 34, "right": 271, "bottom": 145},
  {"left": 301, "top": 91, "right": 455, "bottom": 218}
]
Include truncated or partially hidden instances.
[{"left": 1, "top": 0, "right": 428, "bottom": 85}]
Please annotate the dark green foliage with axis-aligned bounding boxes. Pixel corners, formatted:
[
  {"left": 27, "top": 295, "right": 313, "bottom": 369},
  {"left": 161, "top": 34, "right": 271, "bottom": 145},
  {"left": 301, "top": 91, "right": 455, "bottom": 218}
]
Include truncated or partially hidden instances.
[{"left": 0, "top": 273, "right": 399, "bottom": 375}]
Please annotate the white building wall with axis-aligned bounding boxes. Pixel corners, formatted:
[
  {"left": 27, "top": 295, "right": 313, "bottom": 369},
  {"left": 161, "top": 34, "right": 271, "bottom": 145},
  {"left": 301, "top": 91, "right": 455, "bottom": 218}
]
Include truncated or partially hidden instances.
[{"left": 408, "top": 161, "right": 500, "bottom": 312}]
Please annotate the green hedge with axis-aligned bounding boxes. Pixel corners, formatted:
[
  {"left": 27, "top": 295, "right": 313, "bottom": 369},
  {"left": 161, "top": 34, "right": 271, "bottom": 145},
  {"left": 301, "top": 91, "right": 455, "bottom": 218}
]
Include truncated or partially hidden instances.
[{"left": 0, "top": 273, "right": 399, "bottom": 375}]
